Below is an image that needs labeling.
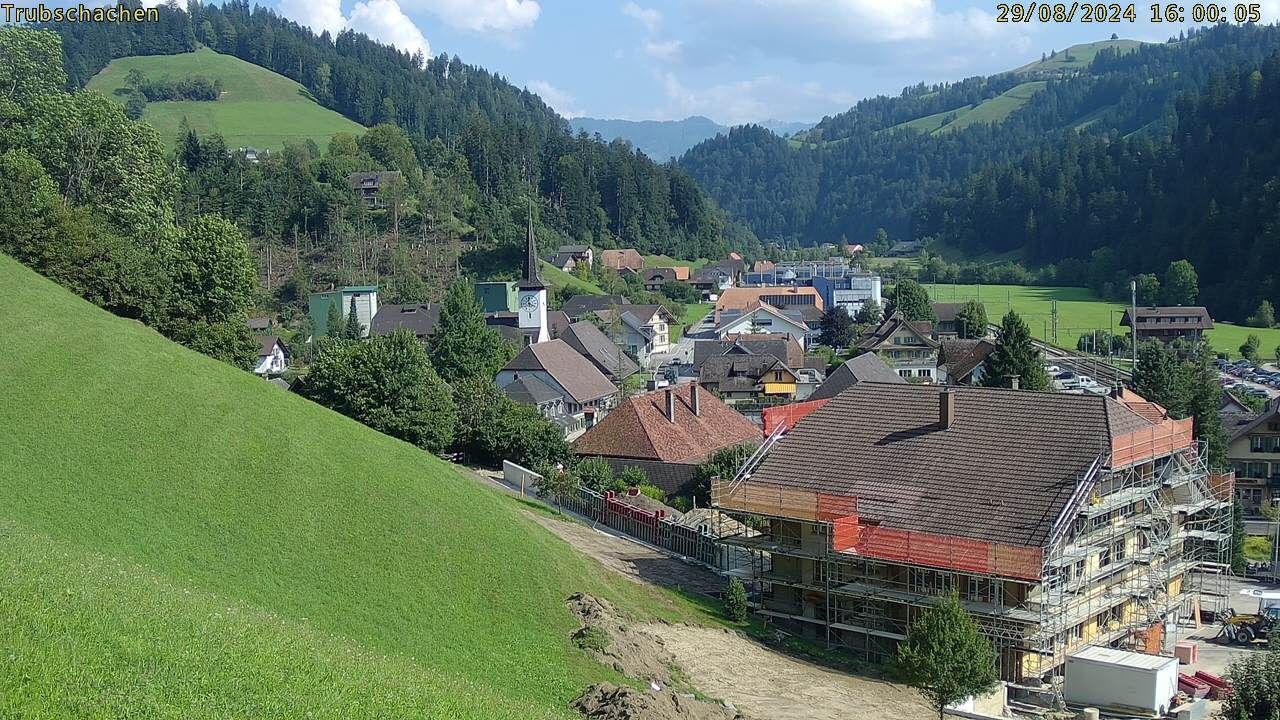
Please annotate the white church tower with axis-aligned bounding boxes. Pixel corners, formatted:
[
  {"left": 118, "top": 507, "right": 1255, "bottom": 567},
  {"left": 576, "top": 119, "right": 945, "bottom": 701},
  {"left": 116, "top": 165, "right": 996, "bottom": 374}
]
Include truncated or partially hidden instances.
[{"left": 516, "top": 210, "right": 549, "bottom": 345}]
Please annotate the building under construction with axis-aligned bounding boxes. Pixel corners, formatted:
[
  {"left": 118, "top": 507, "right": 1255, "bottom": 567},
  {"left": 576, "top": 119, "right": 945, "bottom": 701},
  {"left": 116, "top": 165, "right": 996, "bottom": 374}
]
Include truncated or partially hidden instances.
[{"left": 712, "top": 383, "right": 1233, "bottom": 685}]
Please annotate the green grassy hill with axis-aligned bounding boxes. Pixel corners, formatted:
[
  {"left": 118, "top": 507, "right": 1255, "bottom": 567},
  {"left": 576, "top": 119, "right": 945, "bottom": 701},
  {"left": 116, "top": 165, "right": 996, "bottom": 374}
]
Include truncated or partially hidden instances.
[
  {"left": 0, "top": 254, "right": 712, "bottom": 718},
  {"left": 541, "top": 261, "right": 605, "bottom": 295},
  {"left": 86, "top": 47, "right": 364, "bottom": 150},
  {"left": 1014, "top": 39, "right": 1145, "bottom": 75}
]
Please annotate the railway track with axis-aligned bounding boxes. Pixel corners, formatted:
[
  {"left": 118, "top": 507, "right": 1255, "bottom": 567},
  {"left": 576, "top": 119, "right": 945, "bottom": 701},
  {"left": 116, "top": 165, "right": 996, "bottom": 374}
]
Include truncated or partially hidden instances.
[{"left": 985, "top": 323, "right": 1133, "bottom": 386}]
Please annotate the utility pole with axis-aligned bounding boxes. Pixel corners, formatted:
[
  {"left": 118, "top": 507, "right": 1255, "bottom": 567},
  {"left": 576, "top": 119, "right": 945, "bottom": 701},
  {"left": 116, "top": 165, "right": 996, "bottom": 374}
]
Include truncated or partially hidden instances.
[
  {"left": 1130, "top": 279, "right": 1139, "bottom": 371},
  {"left": 1051, "top": 299, "right": 1059, "bottom": 346}
]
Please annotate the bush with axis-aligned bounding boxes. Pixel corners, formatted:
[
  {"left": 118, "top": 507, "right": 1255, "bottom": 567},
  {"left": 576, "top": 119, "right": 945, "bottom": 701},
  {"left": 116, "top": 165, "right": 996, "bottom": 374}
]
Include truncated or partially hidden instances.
[
  {"left": 636, "top": 484, "right": 666, "bottom": 502},
  {"left": 724, "top": 578, "right": 748, "bottom": 623},
  {"left": 576, "top": 457, "right": 615, "bottom": 492}
]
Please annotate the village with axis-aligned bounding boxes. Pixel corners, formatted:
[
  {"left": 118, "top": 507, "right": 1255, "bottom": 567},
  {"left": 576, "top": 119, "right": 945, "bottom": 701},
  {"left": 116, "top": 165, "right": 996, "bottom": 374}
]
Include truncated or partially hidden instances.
[{"left": 247, "top": 221, "right": 1280, "bottom": 720}]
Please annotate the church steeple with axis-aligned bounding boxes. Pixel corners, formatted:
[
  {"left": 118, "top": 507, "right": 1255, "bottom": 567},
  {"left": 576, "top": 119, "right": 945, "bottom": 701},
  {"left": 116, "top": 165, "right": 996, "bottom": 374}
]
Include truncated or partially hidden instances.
[{"left": 519, "top": 203, "right": 545, "bottom": 290}]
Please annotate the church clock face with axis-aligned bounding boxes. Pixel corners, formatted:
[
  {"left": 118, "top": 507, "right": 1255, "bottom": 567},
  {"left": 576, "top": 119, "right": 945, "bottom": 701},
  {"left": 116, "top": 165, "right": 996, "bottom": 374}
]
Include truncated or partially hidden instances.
[{"left": 520, "top": 294, "right": 539, "bottom": 310}]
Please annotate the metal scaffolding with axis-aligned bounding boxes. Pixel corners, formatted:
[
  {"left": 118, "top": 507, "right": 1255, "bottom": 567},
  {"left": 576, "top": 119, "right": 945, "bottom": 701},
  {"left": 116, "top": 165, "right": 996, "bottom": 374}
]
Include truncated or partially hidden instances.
[{"left": 712, "top": 424, "right": 1234, "bottom": 695}]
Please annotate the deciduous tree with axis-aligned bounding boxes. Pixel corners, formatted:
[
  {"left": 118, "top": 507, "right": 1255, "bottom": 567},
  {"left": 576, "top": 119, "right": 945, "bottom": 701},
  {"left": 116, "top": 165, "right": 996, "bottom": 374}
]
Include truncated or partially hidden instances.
[
  {"left": 889, "top": 280, "right": 936, "bottom": 322},
  {"left": 893, "top": 593, "right": 999, "bottom": 720},
  {"left": 954, "top": 300, "right": 988, "bottom": 339},
  {"left": 818, "top": 305, "right": 856, "bottom": 348},
  {"left": 1162, "top": 259, "right": 1199, "bottom": 306}
]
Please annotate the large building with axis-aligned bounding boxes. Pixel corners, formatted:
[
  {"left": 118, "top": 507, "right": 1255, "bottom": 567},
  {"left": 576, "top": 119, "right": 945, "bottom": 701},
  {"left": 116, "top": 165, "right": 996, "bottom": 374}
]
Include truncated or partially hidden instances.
[
  {"left": 1121, "top": 307, "right": 1214, "bottom": 344},
  {"left": 308, "top": 285, "right": 378, "bottom": 338},
  {"left": 712, "top": 383, "right": 1232, "bottom": 685}
]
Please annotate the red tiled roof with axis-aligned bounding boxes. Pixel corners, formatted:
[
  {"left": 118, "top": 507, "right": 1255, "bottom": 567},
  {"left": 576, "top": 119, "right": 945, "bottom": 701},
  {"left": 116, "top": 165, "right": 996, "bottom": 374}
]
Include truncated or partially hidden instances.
[
  {"left": 573, "top": 384, "right": 761, "bottom": 463},
  {"left": 601, "top": 249, "right": 645, "bottom": 271}
]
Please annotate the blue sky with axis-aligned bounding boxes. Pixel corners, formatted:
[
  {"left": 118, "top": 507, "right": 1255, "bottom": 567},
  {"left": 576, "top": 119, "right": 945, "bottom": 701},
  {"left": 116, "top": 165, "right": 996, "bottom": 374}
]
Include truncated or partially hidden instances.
[{"left": 73, "top": 0, "right": 1280, "bottom": 123}]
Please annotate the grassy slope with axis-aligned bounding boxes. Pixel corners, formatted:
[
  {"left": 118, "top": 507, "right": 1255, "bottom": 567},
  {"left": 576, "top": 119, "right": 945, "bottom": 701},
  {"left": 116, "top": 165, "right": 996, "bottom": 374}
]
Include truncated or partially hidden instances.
[
  {"left": 939, "top": 82, "right": 1047, "bottom": 134},
  {"left": 0, "top": 254, "right": 715, "bottom": 718},
  {"left": 86, "top": 47, "right": 364, "bottom": 150},
  {"left": 541, "top": 261, "right": 605, "bottom": 295},
  {"left": 1014, "top": 39, "right": 1145, "bottom": 74},
  {"left": 642, "top": 254, "right": 710, "bottom": 269},
  {"left": 918, "top": 282, "right": 1280, "bottom": 356}
]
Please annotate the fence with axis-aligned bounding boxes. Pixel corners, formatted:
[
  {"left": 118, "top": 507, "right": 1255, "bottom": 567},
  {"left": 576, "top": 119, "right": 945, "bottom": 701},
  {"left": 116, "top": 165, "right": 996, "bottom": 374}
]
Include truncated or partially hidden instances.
[{"left": 506, "top": 461, "right": 727, "bottom": 570}]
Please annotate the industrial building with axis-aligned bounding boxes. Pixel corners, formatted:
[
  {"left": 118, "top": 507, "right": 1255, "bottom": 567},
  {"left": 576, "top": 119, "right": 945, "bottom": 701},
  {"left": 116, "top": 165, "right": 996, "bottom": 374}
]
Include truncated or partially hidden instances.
[{"left": 712, "top": 383, "right": 1233, "bottom": 690}]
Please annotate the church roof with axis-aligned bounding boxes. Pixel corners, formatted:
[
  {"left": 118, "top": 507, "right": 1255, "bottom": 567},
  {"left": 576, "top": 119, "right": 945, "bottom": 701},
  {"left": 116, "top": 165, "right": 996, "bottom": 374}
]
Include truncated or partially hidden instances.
[{"left": 518, "top": 209, "right": 546, "bottom": 290}]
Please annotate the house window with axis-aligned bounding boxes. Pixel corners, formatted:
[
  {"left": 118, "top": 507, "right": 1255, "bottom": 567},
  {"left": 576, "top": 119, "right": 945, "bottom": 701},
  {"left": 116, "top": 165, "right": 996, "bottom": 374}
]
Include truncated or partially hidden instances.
[
  {"left": 965, "top": 577, "right": 998, "bottom": 604},
  {"left": 1099, "top": 546, "right": 1113, "bottom": 567},
  {"left": 1069, "top": 623, "right": 1084, "bottom": 643},
  {"left": 1112, "top": 539, "right": 1126, "bottom": 563},
  {"left": 909, "top": 568, "right": 952, "bottom": 595},
  {"left": 1252, "top": 436, "right": 1266, "bottom": 452}
]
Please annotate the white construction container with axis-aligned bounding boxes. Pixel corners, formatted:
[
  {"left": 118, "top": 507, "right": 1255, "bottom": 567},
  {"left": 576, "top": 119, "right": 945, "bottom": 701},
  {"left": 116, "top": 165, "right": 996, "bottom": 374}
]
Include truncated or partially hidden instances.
[{"left": 1064, "top": 646, "right": 1178, "bottom": 716}]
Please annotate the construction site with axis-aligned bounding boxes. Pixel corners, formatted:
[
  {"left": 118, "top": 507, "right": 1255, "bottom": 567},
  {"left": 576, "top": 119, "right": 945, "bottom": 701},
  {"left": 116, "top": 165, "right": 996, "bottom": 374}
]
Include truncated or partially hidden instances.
[{"left": 710, "top": 383, "right": 1235, "bottom": 700}]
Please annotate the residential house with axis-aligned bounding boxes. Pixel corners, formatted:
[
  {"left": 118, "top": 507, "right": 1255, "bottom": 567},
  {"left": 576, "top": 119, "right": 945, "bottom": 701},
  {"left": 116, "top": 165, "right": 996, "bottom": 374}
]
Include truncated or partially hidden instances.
[
  {"left": 552, "top": 244, "right": 593, "bottom": 271},
  {"left": 692, "top": 334, "right": 804, "bottom": 373},
  {"left": 641, "top": 266, "right": 690, "bottom": 291},
  {"left": 573, "top": 383, "right": 760, "bottom": 494},
  {"left": 813, "top": 274, "right": 882, "bottom": 317},
  {"left": 246, "top": 316, "right": 273, "bottom": 332},
  {"left": 715, "top": 286, "right": 823, "bottom": 322},
  {"left": 715, "top": 302, "right": 811, "bottom": 349},
  {"left": 348, "top": 171, "right": 403, "bottom": 208},
  {"left": 501, "top": 374, "right": 570, "bottom": 428},
  {"left": 855, "top": 311, "right": 939, "bottom": 381},
  {"left": 559, "top": 320, "right": 640, "bottom": 381},
  {"left": 699, "top": 355, "right": 802, "bottom": 403},
  {"left": 722, "top": 252, "right": 746, "bottom": 279},
  {"left": 237, "top": 147, "right": 267, "bottom": 163},
  {"left": 601, "top": 248, "right": 645, "bottom": 272},
  {"left": 593, "top": 304, "right": 675, "bottom": 365},
  {"left": 932, "top": 303, "right": 964, "bottom": 338},
  {"left": 475, "top": 281, "right": 517, "bottom": 314},
  {"left": 308, "top": 286, "right": 379, "bottom": 338},
  {"left": 561, "top": 294, "right": 631, "bottom": 321},
  {"left": 495, "top": 339, "right": 619, "bottom": 435},
  {"left": 1228, "top": 398, "right": 1280, "bottom": 517},
  {"left": 714, "top": 384, "right": 1232, "bottom": 682},
  {"left": 370, "top": 303, "right": 441, "bottom": 341},
  {"left": 1121, "top": 307, "right": 1214, "bottom": 344},
  {"left": 752, "top": 260, "right": 776, "bottom": 273},
  {"left": 691, "top": 266, "right": 735, "bottom": 299},
  {"left": 252, "top": 336, "right": 289, "bottom": 376},
  {"left": 937, "top": 339, "right": 997, "bottom": 385},
  {"left": 808, "top": 352, "right": 905, "bottom": 400}
]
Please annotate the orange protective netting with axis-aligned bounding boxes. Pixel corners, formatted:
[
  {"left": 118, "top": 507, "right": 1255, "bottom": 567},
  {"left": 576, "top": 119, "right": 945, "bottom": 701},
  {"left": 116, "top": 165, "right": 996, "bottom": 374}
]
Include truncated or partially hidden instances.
[
  {"left": 1110, "top": 417, "right": 1194, "bottom": 468},
  {"left": 762, "top": 399, "right": 829, "bottom": 435},
  {"left": 713, "top": 479, "right": 853, "bottom": 522}
]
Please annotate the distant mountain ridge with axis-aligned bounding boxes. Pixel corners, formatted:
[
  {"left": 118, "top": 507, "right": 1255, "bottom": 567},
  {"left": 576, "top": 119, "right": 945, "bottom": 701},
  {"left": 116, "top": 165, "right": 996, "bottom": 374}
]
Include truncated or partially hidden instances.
[{"left": 570, "top": 115, "right": 811, "bottom": 161}]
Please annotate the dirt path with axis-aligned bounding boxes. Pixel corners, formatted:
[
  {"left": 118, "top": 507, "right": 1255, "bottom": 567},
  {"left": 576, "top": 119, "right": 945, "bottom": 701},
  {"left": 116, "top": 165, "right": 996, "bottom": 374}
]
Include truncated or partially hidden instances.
[
  {"left": 524, "top": 511, "right": 726, "bottom": 597},
  {"left": 641, "top": 624, "right": 932, "bottom": 720}
]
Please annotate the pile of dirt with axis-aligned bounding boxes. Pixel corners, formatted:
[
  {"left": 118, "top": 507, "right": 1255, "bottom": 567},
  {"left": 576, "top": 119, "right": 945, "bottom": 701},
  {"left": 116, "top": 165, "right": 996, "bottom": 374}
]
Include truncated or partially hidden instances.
[
  {"left": 573, "top": 682, "right": 744, "bottom": 720},
  {"left": 566, "top": 592, "right": 675, "bottom": 685}
]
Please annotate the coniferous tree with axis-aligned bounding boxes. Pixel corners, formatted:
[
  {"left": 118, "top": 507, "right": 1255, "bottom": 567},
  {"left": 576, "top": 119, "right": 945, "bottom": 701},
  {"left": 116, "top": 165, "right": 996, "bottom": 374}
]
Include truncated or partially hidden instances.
[
  {"left": 1241, "top": 334, "right": 1261, "bottom": 362},
  {"left": 981, "top": 311, "right": 1050, "bottom": 391},
  {"left": 343, "top": 296, "right": 364, "bottom": 339},
  {"left": 1133, "top": 340, "right": 1183, "bottom": 408},
  {"left": 325, "top": 299, "right": 342, "bottom": 338},
  {"left": 428, "top": 280, "right": 515, "bottom": 384},
  {"left": 724, "top": 578, "right": 748, "bottom": 623}
]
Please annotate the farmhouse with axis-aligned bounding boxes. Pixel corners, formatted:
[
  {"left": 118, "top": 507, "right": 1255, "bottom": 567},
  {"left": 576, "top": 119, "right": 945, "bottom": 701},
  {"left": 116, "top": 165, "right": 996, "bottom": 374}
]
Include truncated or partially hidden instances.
[
  {"left": 600, "top": 248, "right": 645, "bottom": 272},
  {"left": 855, "top": 311, "right": 940, "bottom": 381},
  {"left": 713, "top": 383, "right": 1233, "bottom": 682},
  {"left": 252, "top": 336, "right": 289, "bottom": 376},
  {"left": 573, "top": 384, "right": 760, "bottom": 494},
  {"left": 347, "top": 171, "right": 403, "bottom": 208},
  {"left": 1227, "top": 397, "right": 1280, "bottom": 517},
  {"left": 1121, "top": 306, "right": 1214, "bottom": 344}
]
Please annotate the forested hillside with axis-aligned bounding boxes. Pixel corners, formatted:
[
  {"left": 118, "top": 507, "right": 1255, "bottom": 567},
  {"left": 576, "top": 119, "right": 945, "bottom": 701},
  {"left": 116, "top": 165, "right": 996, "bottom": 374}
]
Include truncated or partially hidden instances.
[
  {"left": 917, "top": 52, "right": 1280, "bottom": 323},
  {"left": 680, "top": 25, "right": 1280, "bottom": 245},
  {"left": 48, "top": 0, "right": 737, "bottom": 298}
]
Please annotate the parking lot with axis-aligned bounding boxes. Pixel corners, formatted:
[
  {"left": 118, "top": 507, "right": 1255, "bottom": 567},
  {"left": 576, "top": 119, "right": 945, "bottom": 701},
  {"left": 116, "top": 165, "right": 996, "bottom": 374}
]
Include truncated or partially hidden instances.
[{"left": 1217, "top": 358, "right": 1280, "bottom": 400}]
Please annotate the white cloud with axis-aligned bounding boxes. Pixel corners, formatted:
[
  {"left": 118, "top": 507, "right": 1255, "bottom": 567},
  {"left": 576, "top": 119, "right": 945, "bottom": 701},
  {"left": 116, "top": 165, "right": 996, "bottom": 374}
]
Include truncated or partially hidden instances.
[
  {"left": 348, "top": 0, "right": 433, "bottom": 58},
  {"left": 643, "top": 39, "right": 683, "bottom": 62},
  {"left": 410, "top": 0, "right": 541, "bottom": 33},
  {"left": 275, "top": 0, "right": 430, "bottom": 60},
  {"left": 658, "top": 72, "right": 854, "bottom": 125},
  {"left": 621, "top": 2, "right": 662, "bottom": 33},
  {"left": 528, "top": 80, "right": 583, "bottom": 118}
]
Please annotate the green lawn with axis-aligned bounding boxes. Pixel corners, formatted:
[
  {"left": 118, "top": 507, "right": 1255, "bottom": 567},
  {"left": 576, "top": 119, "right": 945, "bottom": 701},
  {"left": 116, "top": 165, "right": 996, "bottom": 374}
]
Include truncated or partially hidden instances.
[
  {"left": 0, "top": 254, "right": 718, "bottom": 718},
  {"left": 919, "top": 282, "right": 1278, "bottom": 357},
  {"left": 642, "top": 254, "right": 709, "bottom": 269},
  {"left": 1014, "top": 39, "right": 1146, "bottom": 75},
  {"left": 1244, "top": 535, "right": 1273, "bottom": 563},
  {"left": 86, "top": 47, "right": 364, "bottom": 150},
  {"left": 939, "top": 82, "right": 1046, "bottom": 134},
  {"left": 882, "top": 105, "right": 973, "bottom": 135},
  {"left": 672, "top": 302, "right": 714, "bottom": 342},
  {"left": 541, "top": 261, "right": 605, "bottom": 295}
]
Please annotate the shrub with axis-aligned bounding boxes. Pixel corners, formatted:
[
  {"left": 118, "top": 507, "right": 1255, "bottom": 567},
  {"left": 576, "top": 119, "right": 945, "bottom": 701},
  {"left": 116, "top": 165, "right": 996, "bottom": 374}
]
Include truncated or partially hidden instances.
[
  {"left": 724, "top": 578, "right": 748, "bottom": 623},
  {"left": 573, "top": 625, "right": 610, "bottom": 653},
  {"left": 636, "top": 484, "right": 666, "bottom": 502}
]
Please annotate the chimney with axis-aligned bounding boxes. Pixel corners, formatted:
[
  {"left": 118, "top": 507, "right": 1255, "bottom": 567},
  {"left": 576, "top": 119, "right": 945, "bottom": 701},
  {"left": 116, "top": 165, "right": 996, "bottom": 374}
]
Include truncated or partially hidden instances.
[
  {"left": 939, "top": 388, "right": 956, "bottom": 430},
  {"left": 1007, "top": 374, "right": 1020, "bottom": 391},
  {"left": 691, "top": 383, "right": 701, "bottom": 416},
  {"left": 1110, "top": 383, "right": 1123, "bottom": 399},
  {"left": 665, "top": 388, "right": 676, "bottom": 422}
]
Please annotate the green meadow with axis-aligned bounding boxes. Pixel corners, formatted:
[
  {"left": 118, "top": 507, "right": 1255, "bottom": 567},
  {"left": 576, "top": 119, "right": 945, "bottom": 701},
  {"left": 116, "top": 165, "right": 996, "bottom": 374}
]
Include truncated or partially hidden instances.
[
  {"left": 0, "top": 254, "right": 720, "bottom": 718},
  {"left": 86, "top": 47, "right": 364, "bottom": 150}
]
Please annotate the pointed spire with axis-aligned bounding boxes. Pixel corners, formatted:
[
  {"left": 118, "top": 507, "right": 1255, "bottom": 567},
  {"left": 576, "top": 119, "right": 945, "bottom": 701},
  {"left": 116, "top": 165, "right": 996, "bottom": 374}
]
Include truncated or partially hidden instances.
[{"left": 519, "top": 198, "right": 546, "bottom": 290}]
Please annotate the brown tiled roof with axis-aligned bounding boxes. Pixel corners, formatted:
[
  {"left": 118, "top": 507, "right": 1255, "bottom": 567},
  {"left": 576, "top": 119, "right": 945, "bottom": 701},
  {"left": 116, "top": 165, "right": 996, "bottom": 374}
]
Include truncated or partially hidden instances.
[
  {"left": 699, "top": 354, "right": 783, "bottom": 387},
  {"left": 1120, "top": 306, "right": 1214, "bottom": 331},
  {"left": 856, "top": 311, "right": 937, "bottom": 351},
  {"left": 371, "top": 303, "right": 441, "bottom": 339},
  {"left": 693, "top": 334, "right": 803, "bottom": 370},
  {"left": 573, "top": 384, "right": 760, "bottom": 463},
  {"left": 561, "top": 295, "right": 630, "bottom": 320},
  {"left": 601, "top": 249, "right": 645, "bottom": 271},
  {"left": 715, "top": 286, "right": 824, "bottom": 319},
  {"left": 745, "top": 383, "right": 1158, "bottom": 548},
  {"left": 257, "top": 335, "right": 285, "bottom": 357},
  {"left": 501, "top": 339, "right": 617, "bottom": 404},
  {"left": 938, "top": 339, "right": 996, "bottom": 382},
  {"left": 643, "top": 266, "right": 691, "bottom": 282},
  {"left": 560, "top": 321, "right": 640, "bottom": 380},
  {"left": 933, "top": 303, "right": 965, "bottom": 323},
  {"left": 809, "top": 352, "right": 904, "bottom": 400}
]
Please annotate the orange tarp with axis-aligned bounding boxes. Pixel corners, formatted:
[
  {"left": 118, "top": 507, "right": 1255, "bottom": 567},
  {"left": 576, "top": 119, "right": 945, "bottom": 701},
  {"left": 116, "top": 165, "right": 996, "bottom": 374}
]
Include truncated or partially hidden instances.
[
  {"left": 762, "top": 399, "right": 829, "bottom": 435},
  {"left": 1111, "top": 417, "right": 1194, "bottom": 468}
]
